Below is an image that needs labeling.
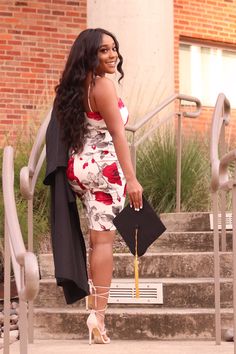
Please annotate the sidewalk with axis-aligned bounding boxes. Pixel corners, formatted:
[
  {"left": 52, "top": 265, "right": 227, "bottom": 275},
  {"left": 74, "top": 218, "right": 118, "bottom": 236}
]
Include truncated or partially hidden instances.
[{"left": 9, "top": 339, "right": 233, "bottom": 354}]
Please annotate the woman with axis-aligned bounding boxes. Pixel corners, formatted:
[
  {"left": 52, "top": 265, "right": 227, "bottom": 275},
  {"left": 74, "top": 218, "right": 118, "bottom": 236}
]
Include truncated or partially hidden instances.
[{"left": 54, "top": 28, "right": 143, "bottom": 344}]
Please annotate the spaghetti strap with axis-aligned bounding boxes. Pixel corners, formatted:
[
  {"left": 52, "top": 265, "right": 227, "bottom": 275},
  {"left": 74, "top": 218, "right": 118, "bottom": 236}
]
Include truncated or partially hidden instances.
[{"left": 87, "top": 84, "right": 93, "bottom": 113}]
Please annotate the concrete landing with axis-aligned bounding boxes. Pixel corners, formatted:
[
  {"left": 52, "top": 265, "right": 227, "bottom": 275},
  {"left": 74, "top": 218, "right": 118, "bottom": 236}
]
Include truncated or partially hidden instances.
[{"left": 9, "top": 339, "right": 233, "bottom": 354}]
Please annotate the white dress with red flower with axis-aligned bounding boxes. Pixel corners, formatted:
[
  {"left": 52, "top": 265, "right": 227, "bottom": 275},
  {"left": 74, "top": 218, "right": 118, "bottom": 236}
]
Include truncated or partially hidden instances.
[{"left": 66, "top": 98, "right": 129, "bottom": 231}]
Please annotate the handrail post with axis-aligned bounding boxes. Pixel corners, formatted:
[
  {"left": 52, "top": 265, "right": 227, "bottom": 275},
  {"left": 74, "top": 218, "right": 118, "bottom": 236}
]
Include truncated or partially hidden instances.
[
  {"left": 176, "top": 111, "right": 182, "bottom": 212},
  {"left": 130, "top": 133, "right": 136, "bottom": 173},
  {"left": 3, "top": 219, "right": 10, "bottom": 354},
  {"left": 28, "top": 197, "right": 34, "bottom": 343},
  {"left": 220, "top": 108, "right": 227, "bottom": 252},
  {"left": 220, "top": 190, "right": 227, "bottom": 251},
  {"left": 28, "top": 198, "right": 33, "bottom": 252},
  {"left": 19, "top": 266, "right": 28, "bottom": 354},
  {"left": 232, "top": 172, "right": 236, "bottom": 354},
  {"left": 212, "top": 191, "right": 221, "bottom": 345}
]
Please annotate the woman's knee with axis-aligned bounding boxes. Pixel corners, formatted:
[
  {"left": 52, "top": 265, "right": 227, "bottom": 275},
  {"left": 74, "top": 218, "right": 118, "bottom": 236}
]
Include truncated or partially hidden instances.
[{"left": 90, "top": 229, "right": 115, "bottom": 246}]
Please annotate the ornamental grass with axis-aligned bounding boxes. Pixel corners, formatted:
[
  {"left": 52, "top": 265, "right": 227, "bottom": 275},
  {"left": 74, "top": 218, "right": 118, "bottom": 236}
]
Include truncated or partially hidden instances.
[
  {"left": 0, "top": 132, "right": 50, "bottom": 253},
  {"left": 136, "top": 129, "right": 211, "bottom": 213}
]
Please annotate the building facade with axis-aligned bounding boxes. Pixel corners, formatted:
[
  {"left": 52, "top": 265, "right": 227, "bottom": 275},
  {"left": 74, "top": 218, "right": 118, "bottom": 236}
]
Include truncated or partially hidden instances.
[
  {"left": 0, "top": 0, "right": 236, "bottom": 144},
  {"left": 174, "top": 0, "right": 236, "bottom": 143}
]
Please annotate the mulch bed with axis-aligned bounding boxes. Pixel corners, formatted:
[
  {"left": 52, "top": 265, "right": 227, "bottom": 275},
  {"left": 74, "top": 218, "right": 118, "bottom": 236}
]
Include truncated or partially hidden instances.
[{"left": 0, "top": 281, "right": 18, "bottom": 302}]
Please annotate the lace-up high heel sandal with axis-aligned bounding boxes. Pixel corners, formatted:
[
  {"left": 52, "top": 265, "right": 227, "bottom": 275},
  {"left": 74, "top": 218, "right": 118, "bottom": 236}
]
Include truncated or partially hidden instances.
[{"left": 86, "top": 284, "right": 110, "bottom": 345}]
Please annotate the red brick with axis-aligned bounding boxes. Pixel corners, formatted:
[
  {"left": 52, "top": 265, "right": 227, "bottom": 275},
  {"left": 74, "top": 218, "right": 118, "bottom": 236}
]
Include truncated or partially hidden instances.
[
  {"left": 22, "top": 8, "right": 37, "bottom": 13},
  {"left": 6, "top": 115, "right": 21, "bottom": 119},
  {"left": 44, "top": 27, "right": 58, "bottom": 32},
  {"left": 0, "top": 12, "right": 12, "bottom": 16},
  {"left": 72, "top": 18, "right": 86, "bottom": 24},
  {"left": 0, "top": 120, "right": 14, "bottom": 124},
  {"left": 67, "top": 1, "right": 80, "bottom": 5},
  {"left": 52, "top": 10, "right": 65, "bottom": 15},
  {"left": 37, "top": 9, "right": 51, "bottom": 14},
  {"left": 22, "top": 30, "right": 37, "bottom": 36}
]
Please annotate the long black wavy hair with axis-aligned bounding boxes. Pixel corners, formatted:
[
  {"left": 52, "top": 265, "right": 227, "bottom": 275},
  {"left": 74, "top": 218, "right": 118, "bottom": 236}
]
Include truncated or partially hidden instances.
[{"left": 54, "top": 28, "right": 124, "bottom": 153}]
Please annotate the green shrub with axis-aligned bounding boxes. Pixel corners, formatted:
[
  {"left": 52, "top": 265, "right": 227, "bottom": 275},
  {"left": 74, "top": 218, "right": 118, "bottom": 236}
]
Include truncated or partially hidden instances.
[{"left": 137, "top": 129, "right": 211, "bottom": 213}]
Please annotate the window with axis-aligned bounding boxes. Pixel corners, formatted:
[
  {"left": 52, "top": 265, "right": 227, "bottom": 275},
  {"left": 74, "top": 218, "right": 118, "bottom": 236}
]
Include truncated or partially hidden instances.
[{"left": 179, "top": 42, "right": 236, "bottom": 108}]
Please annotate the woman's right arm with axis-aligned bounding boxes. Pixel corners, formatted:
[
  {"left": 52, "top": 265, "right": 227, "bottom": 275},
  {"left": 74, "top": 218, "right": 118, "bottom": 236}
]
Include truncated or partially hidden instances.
[{"left": 92, "top": 78, "right": 143, "bottom": 210}]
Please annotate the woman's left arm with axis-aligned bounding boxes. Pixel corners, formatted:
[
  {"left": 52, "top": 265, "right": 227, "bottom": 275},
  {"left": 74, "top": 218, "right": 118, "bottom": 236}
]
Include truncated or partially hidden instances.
[{"left": 93, "top": 78, "right": 143, "bottom": 210}]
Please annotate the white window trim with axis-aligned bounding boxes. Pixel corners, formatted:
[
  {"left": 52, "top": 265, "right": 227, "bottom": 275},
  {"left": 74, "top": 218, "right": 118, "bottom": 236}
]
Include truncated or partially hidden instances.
[{"left": 179, "top": 42, "right": 236, "bottom": 108}]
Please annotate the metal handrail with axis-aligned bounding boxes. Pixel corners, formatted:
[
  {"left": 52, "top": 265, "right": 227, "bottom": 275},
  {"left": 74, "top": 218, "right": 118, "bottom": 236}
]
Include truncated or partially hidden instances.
[
  {"left": 126, "top": 93, "right": 201, "bottom": 211},
  {"left": 20, "top": 108, "right": 52, "bottom": 200},
  {"left": 3, "top": 146, "right": 39, "bottom": 354},
  {"left": 210, "top": 93, "right": 236, "bottom": 353},
  {"left": 210, "top": 93, "right": 231, "bottom": 193},
  {"left": 19, "top": 108, "right": 52, "bottom": 344},
  {"left": 126, "top": 93, "right": 201, "bottom": 133}
]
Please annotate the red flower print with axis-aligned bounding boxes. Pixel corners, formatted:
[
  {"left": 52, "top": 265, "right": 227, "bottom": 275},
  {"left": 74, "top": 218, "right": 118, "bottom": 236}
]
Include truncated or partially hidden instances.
[
  {"left": 83, "top": 162, "right": 88, "bottom": 169},
  {"left": 66, "top": 157, "right": 75, "bottom": 181},
  {"left": 103, "top": 150, "right": 109, "bottom": 155},
  {"left": 102, "top": 163, "right": 122, "bottom": 186},
  {"left": 100, "top": 224, "right": 106, "bottom": 230},
  {"left": 93, "top": 191, "right": 113, "bottom": 205},
  {"left": 66, "top": 157, "right": 86, "bottom": 190},
  {"left": 86, "top": 112, "right": 103, "bottom": 121},
  {"left": 91, "top": 158, "right": 95, "bottom": 163},
  {"left": 118, "top": 98, "right": 124, "bottom": 109},
  {"left": 92, "top": 145, "right": 96, "bottom": 150}
]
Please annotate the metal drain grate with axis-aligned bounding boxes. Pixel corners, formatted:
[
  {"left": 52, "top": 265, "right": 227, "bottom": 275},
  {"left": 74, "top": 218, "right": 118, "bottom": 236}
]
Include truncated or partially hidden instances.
[
  {"left": 108, "top": 279, "right": 163, "bottom": 304},
  {"left": 209, "top": 213, "right": 233, "bottom": 230}
]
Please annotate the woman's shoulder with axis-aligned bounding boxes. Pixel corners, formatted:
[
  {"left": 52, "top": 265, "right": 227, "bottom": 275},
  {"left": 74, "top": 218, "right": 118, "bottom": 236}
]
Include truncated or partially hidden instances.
[{"left": 93, "top": 77, "right": 116, "bottom": 96}]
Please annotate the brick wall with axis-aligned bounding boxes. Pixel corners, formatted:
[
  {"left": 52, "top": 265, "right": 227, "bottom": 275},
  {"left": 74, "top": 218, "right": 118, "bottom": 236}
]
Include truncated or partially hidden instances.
[
  {"left": 174, "top": 0, "right": 236, "bottom": 146},
  {"left": 1, "top": 1, "right": 235, "bottom": 145},
  {"left": 0, "top": 0, "right": 86, "bottom": 144}
]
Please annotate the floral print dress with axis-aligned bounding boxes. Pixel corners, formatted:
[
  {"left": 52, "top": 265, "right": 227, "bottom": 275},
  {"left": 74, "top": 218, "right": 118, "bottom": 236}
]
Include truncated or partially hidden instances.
[{"left": 66, "top": 98, "right": 129, "bottom": 231}]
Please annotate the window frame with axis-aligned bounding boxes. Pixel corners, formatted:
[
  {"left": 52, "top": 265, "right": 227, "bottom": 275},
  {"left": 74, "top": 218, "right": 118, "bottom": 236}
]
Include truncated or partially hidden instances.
[{"left": 179, "top": 37, "right": 236, "bottom": 108}]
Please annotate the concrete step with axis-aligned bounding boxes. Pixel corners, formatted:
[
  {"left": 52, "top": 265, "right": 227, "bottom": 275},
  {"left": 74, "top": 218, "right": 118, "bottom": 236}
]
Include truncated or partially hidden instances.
[
  {"left": 40, "top": 230, "right": 233, "bottom": 255},
  {"left": 149, "top": 231, "right": 232, "bottom": 253},
  {"left": 35, "top": 278, "right": 233, "bottom": 309},
  {"left": 40, "top": 212, "right": 230, "bottom": 254},
  {"left": 39, "top": 252, "right": 233, "bottom": 279},
  {"left": 160, "top": 212, "right": 211, "bottom": 232},
  {"left": 81, "top": 212, "right": 212, "bottom": 233},
  {"left": 33, "top": 307, "right": 233, "bottom": 340}
]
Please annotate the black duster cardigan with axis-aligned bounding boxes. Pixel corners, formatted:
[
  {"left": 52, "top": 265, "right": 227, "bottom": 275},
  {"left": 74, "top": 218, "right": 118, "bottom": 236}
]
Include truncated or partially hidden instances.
[{"left": 43, "top": 107, "right": 89, "bottom": 304}]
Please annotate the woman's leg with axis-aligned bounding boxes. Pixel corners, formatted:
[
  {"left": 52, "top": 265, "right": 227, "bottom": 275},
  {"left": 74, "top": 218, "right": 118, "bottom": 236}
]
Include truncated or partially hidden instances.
[{"left": 89, "top": 229, "right": 115, "bottom": 335}]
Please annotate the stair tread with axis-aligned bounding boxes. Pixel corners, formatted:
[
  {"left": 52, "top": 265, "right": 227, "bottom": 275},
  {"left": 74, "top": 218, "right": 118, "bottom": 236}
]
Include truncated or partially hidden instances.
[
  {"left": 39, "top": 277, "right": 233, "bottom": 284},
  {"left": 34, "top": 307, "right": 233, "bottom": 314},
  {"left": 39, "top": 251, "right": 232, "bottom": 257},
  {"left": 164, "top": 230, "right": 231, "bottom": 234}
]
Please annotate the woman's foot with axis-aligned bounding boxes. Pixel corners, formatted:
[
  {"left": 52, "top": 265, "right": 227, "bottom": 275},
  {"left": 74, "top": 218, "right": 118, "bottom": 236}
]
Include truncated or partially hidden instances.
[
  {"left": 87, "top": 310, "right": 110, "bottom": 344},
  {"left": 86, "top": 282, "right": 110, "bottom": 344},
  {"left": 94, "top": 312, "right": 110, "bottom": 343}
]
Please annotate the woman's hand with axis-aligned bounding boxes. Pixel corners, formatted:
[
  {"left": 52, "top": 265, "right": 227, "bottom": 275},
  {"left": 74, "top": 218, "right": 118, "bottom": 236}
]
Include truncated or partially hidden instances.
[{"left": 126, "top": 178, "right": 143, "bottom": 211}]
